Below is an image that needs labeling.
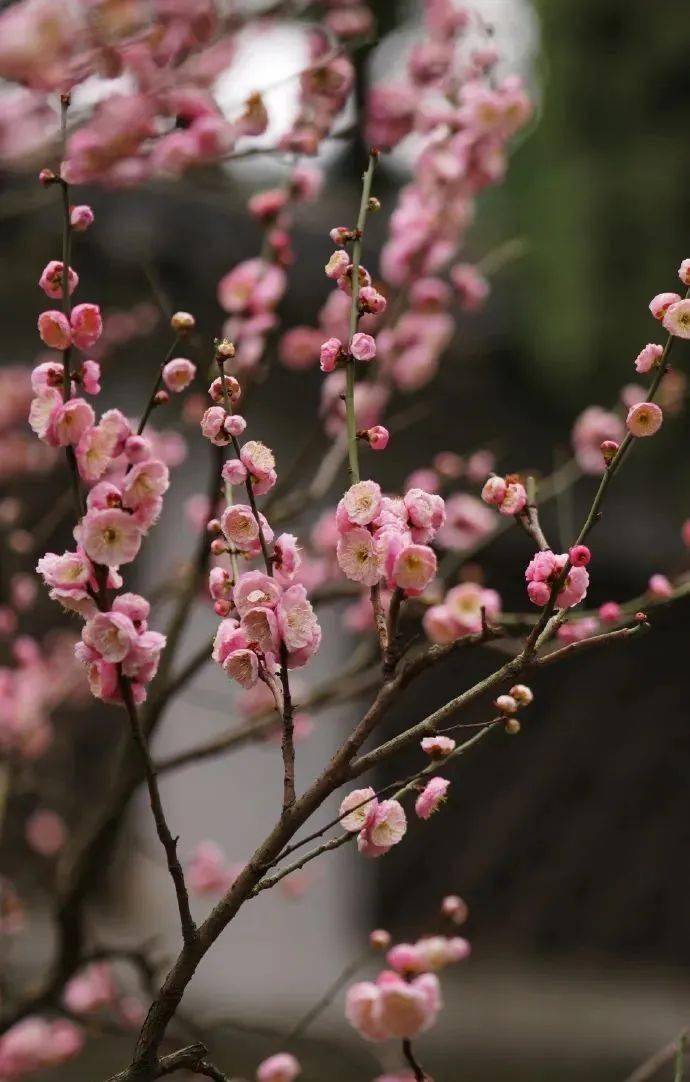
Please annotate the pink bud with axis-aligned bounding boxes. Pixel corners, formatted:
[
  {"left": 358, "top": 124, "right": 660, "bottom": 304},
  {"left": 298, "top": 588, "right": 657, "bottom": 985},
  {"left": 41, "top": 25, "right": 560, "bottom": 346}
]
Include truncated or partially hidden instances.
[
  {"left": 367, "top": 425, "right": 389, "bottom": 451},
  {"left": 649, "top": 292, "right": 681, "bottom": 319},
  {"left": 70, "top": 204, "right": 95, "bottom": 231},
  {"left": 569, "top": 544, "right": 591, "bottom": 567}
]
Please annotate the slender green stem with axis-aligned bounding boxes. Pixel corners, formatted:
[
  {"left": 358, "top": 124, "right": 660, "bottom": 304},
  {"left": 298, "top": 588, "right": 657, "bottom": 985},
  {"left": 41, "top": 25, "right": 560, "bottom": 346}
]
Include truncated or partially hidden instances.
[
  {"left": 137, "top": 337, "right": 180, "bottom": 436},
  {"left": 675, "top": 1033, "right": 687, "bottom": 1082},
  {"left": 344, "top": 151, "right": 378, "bottom": 484}
]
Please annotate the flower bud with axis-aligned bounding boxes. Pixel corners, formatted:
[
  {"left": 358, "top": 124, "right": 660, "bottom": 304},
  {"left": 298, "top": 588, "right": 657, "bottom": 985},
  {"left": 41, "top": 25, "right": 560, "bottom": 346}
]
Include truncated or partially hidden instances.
[
  {"left": 171, "top": 311, "right": 195, "bottom": 334},
  {"left": 206, "top": 518, "right": 222, "bottom": 535},
  {"left": 367, "top": 196, "right": 381, "bottom": 212},
  {"left": 505, "top": 718, "right": 521, "bottom": 735},
  {"left": 600, "top": 439, "right": 619, "bottom": 465},
  {"left": 215, "top": 338, "right": 236, "bottom": 359},
  {"left": 441, "top": 895, "right": 469, "bottom": 924},
  {"left": 39, "top": 168, "right": 58, "bottom": 186},
  {"left": 568, "top": 544, "right": 591, "bottom": 567},
  {"left": 369, "top": 929, "right": 391, "bottom": 950},
  {"left": 153, "top": 390, "right": 169, "bottom": 406},
  {"left": 495, "top": 694, "right": 518, "bottom": 716},
  {"left": 509, "top": 684, "right": 533, "bottom": 706},
  {"left": 214, "top": 599, "right": 231, "bottom": 617},
  {"left": 210, "top": 538, "right": 228, "bottom": 556}
]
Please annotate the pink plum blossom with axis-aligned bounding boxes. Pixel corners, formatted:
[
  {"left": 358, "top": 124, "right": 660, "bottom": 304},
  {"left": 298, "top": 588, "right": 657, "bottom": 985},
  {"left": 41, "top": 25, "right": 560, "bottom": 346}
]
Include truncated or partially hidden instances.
[
  {"left": 162, "top": 358, "right": 196, "bottom": 392},
  {"left": 626, "top": 401, "right": 663, "bottom": 437},
  {"left": 415, "top": 777, "right": 450, "bottom": 819},
  {"left": 256, "top": 1053, "right": 301, "bottom": 1082}
]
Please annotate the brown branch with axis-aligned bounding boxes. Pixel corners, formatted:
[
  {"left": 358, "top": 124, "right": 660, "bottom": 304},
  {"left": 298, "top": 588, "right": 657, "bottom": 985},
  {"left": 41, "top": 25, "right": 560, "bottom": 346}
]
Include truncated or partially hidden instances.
[
  {"left": 624, "top": 1030, "right": 688, "bottom": 1082},
  {"left": 402, "top": 1038, "right": 427, "bottom": 1081},
  {"left": 106, "top": 1042, "right": 230, "bottom": 1082}
]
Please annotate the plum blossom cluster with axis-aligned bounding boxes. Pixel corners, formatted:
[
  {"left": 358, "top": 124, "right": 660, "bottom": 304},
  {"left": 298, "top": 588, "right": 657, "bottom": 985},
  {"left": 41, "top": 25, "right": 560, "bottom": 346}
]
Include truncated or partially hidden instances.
[
  {"left": 205, "top": 372, "right": 321, "bottom": 691},
  {"left": 336, "top": 480, "right": 444, "bottom": 596},
  {"left": 525, "top": 546, "right": 591, "bottom": 609},
  {"left": 0, "top": 1017, "right": 82, "bottom": 1080},
  {"left": 0, "top": 0, "right": 372, "bottom": 180},
  {"left": 480, "top": 473, "right": 527, "bottom": 516},
  {"left": 345, "top": 931, "right": 470, "bottom": 1043}
]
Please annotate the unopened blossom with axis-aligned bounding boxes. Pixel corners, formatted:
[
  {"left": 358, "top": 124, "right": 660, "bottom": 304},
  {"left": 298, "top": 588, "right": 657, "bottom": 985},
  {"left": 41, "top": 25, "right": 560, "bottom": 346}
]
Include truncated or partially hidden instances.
[
  {"left": 70, "top": 204, "right": 94, "bottom": 231},
  {"left": 421, "top": 735, "right": 456, "bottom": 758},
  {"left": 367, "top": 425, "right": 389, "bottom": 450},
  {"left": 340, "top": 788, "right": 377, "bottom": 833},
  {"left": 569, "top": 545, "right": 591, "bottom": 567},
  {"left": 496, "top": 694, "right": 518, "bottom": 715},
  {"left": 248, "top": 188, "right": 288, "bottom": 221},
  {"left": 392, "top": 544, "right": 437, "bottom": 595},
  {"left": 634, "top": 343, "right": 664, "bottom": 373},
  {"left": 38, "top": 310, "right": 71, "bottom": 350},
  {"left": 208, "top": 375, "right": 241, "bottom": 405},
  {"left": 359, "top": 286, "right": 387, "bottom": 314},
  {"left": 678, "top": 259, "right": 690, "bottom": 285},
  {"left": 80, "top": 508, "right": 142, "bottom": 567},
  {"left": 39, "top": 260, "right": 79, "bottom": 299},
  {"left": 221, "top": 459, "right": 248, "bottom": 486},
  {"left": 162, "top": 358, "right": 196, "bottom": 393},
  {"left": 510, "top": 684, "right": 534, "bottom": 706},
  {"left": 415, "top": 777, "right": 450, "bottom": 819},
  {"left": 225, "top": 414, "right": 247, "bottom": 437},
  {"left": 481, "top": 475, "right": 506, "bottom": 506},
  {"left": 441, "top": 895, "right": 469, "bottom": 924},
  {"left": 500, "top": 481, "right": 527, "bottom": 516},
  {"left": 70, "top": 303, "right": 103, "bottom": 350},
  {"left": 525, "top": 550, "right": 589, "bottom": 609},
  {"left": 662, "top": 299, "right": 690, "bottom": 339},
  {"left": 320, "top": 336, "right": 342, "bottom": 373},
  {"left": 370, "top": 929, "right": 392, "bottom": 950},
  {"left": 337, "top": 527, "right": 381, "bottom": 586},
  {"left": 649, "top": 292, "right": 681, "bottom": 319},
  {"left": 350, "top": 332, "right": 377, "bottom": 362},
  {"left": 626, "top": 401, "right": 663, "bottom": 437},
  {"left": 648, "top": 573, "right": 673, "bottom": 598},
  {"left": 257, "top": 1053, "right": 301, "bottom": 1082}
]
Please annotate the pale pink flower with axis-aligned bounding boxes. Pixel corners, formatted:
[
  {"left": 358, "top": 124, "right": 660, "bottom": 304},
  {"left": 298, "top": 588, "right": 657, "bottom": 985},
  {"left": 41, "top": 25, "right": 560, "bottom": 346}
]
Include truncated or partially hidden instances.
[
  {"left": 392, "top": 544, "right": 437, "bottom": 596},
  {"left": 256, "top": 1053, "right": 301, "bottom": 1082},
  {"left": 450, "top": 263, "right": 490, "bottom": 311},
  {"left": 242, "top": 606, "right": 279, "bottom": 654},
  {"left": 436, "top": 493, "right": 496, "bottom": 551},
  {"left": 70, "top": 205, "right": 94, "bottom": 231},
  {"left": 500, "top": 481, "right": 527, "bottom": 516},
  {"left": 187, "top": 841, "right": 240, "bottom": 896},
  {"left": 28, "top": 388, "right": 61, "bottom": 442},
  {"left": 83, "top": 611, "right": 137, "bottom": 663},
  {"left": 36, "top": 549, "right": 91, "bottom": 593},
  {"left": 233, "top": 571, "right": 281, "bottom": 617},
  {"left": 345, "top": 982, "right": 390, "bottom": 1042},
  {"left": 337, "top": 527, "right": 381, "bottom": 586},
  {"left": 599, "top": 601, "right": 622, "bottom": 623},
  {"left": 38, "top": 260, "right": 78, "bottom": 299},
  {"left": 223, "top": 648, "right": 260, "bottom": 688},
  {"left": 273, "top": 533, "right": 301, "bottom": 584},
  {"left": 649, "top": 292, "right": 681, "bottom": 319},
  {"left": 340, "top": 788, "right": 377, "bottom": 833},
  {"left": 496, "top": 694, "right": 518, "bottom": 715},
  {"left": 415, "top": 935, "right": 471, "bottom": 971},
  {"left": 361, "top": 799, "right": 407, "bottom": 856},
  {"left": 99, "top": 409, "right": 131, "bottom": 455},
  {"left": 378, "top": 972, "right": 441, "bottom": 1038},
  {"left": 221, "top": 505, "right": 273, "bottom": 553},
  {"left": 201, "top": 406, "right": 230, "bottom": 445},
  {"left": 325, "top": 250, "right": 350, "bottom": 279},
  {"left": 75, "top": 424, "right": 116, "bottom": 482},
  {"left": 212, "top": 619, "right": 246, "bottom": 665},
  {"left": 122, "top": 459, "right": 170, "bottom": 508},
  {"left": 241, "top": 440, "right": 275, "bottom": 481},
  {"left": 276, "top": 584, "right": 321, "bottom": 659},
  {"left": 63, "top": 963, "right": 114, "bottom": 1015},
  {"left": 634, "top": 343, "right": 664, "bottom": 373},
  {"left": 221, "top": 459, "right": 247, "bottom": 486},
  {"left": 648, "top": 573, "right": 673, "bottom": 598},
  {"left": 162, "top": 358, "right": 196, "bottom": 393},
  {"left": 38, "top": 310, "right": 71, "bottom": 350},
  {"left": 481, "top": 475, "right": 507, "bottom": 506},
  {"left": 441, "top": 895, "right": 469, "bottom": 923},
  {"left": 343, "top": 480, "right": 382, "bottom": 526},
  {"left": 626, "top": 401, "right": 663, "bottom": 437},
  {"left": 662, "top": 299, "right": 690, "bottom": 339},
  {"left": 25, "top": 809, "right": 66, "bottom": 856},
  {"left": 81, "top": 359, "right": 101, "bottom": 395},
  {"left": 70, "top": 303, "right": 103, "bottom": 350},
  {"left": 421, "top": 735, "right": 456, "bottom": 757},
  {"left": 80, "top": 508, "right": 142, "bottom": 567},
  {"left": 350, "top": 332, "right": 377, "bottom": 361},
  {"left": 52, "top": 398, "right": 95, "bottom": 446},
  {"left": 226, "top": 414, "right": 247, "bottom": 437},
  {"left": 415, "top": 777, "right": 450, "bottom": 819},
  {"left": 217, "top": 258, "right": 286, "bottom": 314}
]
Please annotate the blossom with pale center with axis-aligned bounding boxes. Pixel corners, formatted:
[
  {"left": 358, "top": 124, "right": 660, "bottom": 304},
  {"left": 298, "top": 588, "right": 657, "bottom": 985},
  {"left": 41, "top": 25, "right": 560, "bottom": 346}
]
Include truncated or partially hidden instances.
[
  {"left": 392, "top": 543, "right": 436, "bottom": 595},
  {"left": 82, "top": 611, "right": 137, "bottom": 662},
  {"left": 80, "top": 508, "right": 143, "bottom": 567},
  {"left": 70, "top": 303, "right": 102, "bottom": 351},
  {"left": 233, "top": 571, "right": 281, "bottom": 617},
  {"left": 337, "top": 527, "right": 382, "bottom": 586},
  {"left": 339, "top": 787, "right": 377, "bottom": 833},
  {"left": 162, "top": 358, "right": 196, "bottom": 393},
  {"left": 626, "top": 401, "right": 663, "bottom": 437},
  {"left": 38, "top": 310, "right": 71, "bottom": 350},
  {"left": 342, "top": 479, "right": 382, "bottom": 526}
]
